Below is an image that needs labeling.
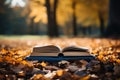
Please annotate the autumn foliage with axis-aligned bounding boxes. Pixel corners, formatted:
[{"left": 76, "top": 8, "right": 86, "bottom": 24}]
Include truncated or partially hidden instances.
[{"left": 0, "top": 38, "right": 120, "bottom": 80}]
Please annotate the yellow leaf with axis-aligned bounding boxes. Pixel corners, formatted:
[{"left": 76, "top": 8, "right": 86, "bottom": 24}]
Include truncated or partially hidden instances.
[
  {"left": 80, "top": 75, "right": 90, "bottom": 80},
  {"left": 40, "top": 61, "right": 47, "bottom": 67},
  {"left": 1, "top": 49, "right": 7, "bottom": 54},
  {"left": 17, "top": 58, "right": 23, "bottom": 62},
  {"left": 116, "top": 59, "right": 120, "bottom": 63},
  {"left": 56, "top": 70, "right": 63, "bottom": 76},
  {"left": 21, "top": 60, "right": 28, "bottom": 65},
  {"left": 0, "top": 57, "right": 3, "bottom": 62},
  {"left": 4, "top": 56, "right": 11, "bottom": 61}
]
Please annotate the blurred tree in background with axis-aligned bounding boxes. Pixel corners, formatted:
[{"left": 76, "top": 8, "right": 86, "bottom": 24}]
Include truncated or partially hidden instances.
[
  {"left": 105, "top": 0, "right": 120, "bottom": 37},
  {"left": 72, "top": 0, "right": 77, "bottom": 36},
  {"left": 0, "top": 0, "right": 11, "bottom": 34},
  {"left": 45, "top": 0, "right": 59, "bottom": 37},
  {"left": 29, "top": 0, "right": 47, "bottom": 35},
  {"left": 1, "top": 0, "right": 117, "bottom": 38}
]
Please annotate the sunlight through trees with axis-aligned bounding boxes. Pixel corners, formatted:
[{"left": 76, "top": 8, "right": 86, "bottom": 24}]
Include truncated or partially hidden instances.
[{"left": 0, "top": 0, "right": 111, "bottom": 37}]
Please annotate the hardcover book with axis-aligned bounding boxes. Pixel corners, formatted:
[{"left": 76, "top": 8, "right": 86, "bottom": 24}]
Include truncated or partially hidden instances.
[{"left": 26, "top": 45, "right": 95, "bottom": 62}]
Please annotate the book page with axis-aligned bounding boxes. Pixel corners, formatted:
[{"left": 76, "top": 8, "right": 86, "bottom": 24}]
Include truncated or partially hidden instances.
[
  {"left": 62, "top": 46, "right": 89, "bottom": 52},
  {"left": 30, "top": 45, "right": 61, "bottom": 56},
  {"left": 30, "top": 52, "right": 59, "bottom": 56},
  {"left": 63, "top": 52, "right": 91, "bottom": 56},
  {"left": 62, "top": 46, "right": 90, "bottom": 56}
]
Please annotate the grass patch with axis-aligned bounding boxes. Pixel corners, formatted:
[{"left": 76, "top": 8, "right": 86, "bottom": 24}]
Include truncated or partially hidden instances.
[{"left": 0, "top": 35, "right": 49, "bottom": 40}]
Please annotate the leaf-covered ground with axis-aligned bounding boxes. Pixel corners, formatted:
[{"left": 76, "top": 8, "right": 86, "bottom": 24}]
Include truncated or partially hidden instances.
[{"left": 0, "top": 35, "right": 120, "bottom": 80}]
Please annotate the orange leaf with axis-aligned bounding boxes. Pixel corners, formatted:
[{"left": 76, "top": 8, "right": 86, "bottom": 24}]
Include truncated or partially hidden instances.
[
  {"left": 40, "top": 61, "right": 47, "bottom": 67},
  {"left": 56, "top": 70, "right": 63, "bottom": 76}
]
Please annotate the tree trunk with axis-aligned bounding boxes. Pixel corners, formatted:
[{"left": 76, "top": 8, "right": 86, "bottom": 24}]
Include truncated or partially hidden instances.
[
  {"left": 0, "top": 0, "right": 9, "bottom": 34},
  {"left": 98, "top": 10, "right": 105, "bottom": 36},
  {"left": 72, "top": 1, "right": 77, "bottom": 36},
  {"left": 105, "top": 0, "right": 120, "bottom": 37},
  {"left": 29, "top": 17, "right": 35, "bottom": 34},
  {"left": 46, "top": 0, "right": 59, "bottom": 37}
]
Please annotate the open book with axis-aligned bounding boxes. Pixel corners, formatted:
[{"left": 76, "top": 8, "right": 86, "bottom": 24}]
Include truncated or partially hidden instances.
[
  {"left": 26, "top": 45, "right": 94, "bottom": 61},
  {"left": 30, "top": 45, "right": 91, "bottom": 56}
]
